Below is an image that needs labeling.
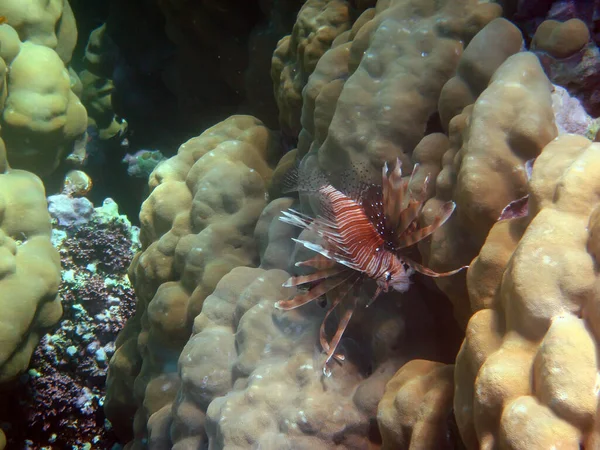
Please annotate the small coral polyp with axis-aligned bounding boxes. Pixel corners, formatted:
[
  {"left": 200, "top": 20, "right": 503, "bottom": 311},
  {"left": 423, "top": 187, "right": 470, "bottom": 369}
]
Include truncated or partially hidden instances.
[{"left": 277, "top": 159, "right": 466, "bottom": 374}]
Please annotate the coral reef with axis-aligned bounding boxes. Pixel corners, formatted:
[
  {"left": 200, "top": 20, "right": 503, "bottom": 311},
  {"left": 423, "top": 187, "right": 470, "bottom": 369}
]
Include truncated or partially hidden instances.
[
  {"left": 0, "top": 198, "right": 138, "bottom": 449},
  {"left": 0, "top": 0, "right": 77, "bottom": 64},
  {"left": 102, "top": 1, "right": 600, "bottom": 449}
]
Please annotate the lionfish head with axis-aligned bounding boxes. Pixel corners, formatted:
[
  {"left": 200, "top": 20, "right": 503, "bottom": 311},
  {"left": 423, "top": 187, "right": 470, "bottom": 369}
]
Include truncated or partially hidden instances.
[{"left": 388, "top": 265, "right": 414, "bottom": 293}]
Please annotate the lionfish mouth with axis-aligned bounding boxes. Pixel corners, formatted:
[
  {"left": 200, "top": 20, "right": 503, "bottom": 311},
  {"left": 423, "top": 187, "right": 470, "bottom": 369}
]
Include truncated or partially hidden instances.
[{"left": 276, "top": 158, "right": 467, "bottom": 376}]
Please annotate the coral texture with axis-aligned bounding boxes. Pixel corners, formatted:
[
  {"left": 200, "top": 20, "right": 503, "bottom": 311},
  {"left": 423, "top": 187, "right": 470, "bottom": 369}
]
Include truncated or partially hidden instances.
[
  {"left": 0, "top": 199, "right": 138, "bottom": 449},
  {"left": 168, "top": 259, "right": 459, "bottom": 448},
  {"left": 105, "top": 115, "right": 276, "bottom": 445},
  {"left": 0, "top": 0, "right": 77, "bottom": 64},
  {"left": 307, "top": 0, "right": 502, "bottom": 185},
  {"left": 456, "top": 134, "right": 600, "bottom": 448},
  {"left": 0, "top": 167, "right": 61, "bottom": 383},
  {"left": 377, "top": 359, "right": 456, "bottom": 449},
  {"left": 420, "top": 51, "right": 557, "bottom": 326},
  {"left": 271, "top": 0, "right": 357, "bottom": 137},
  {"left": 0, "top": 23, "right": 87, "bottom": 176}
]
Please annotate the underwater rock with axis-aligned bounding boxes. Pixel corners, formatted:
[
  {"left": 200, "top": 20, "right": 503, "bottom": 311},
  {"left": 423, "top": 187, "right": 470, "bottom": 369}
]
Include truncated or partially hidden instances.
[{"left": 47, "top": 195, "right": 95, "bottom": 227}]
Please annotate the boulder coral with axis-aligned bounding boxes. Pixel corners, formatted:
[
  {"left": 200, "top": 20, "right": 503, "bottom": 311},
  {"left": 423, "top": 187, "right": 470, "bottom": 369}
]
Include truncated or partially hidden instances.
[
  {"left": 165, "top": 231, "right": 460, "bottom": 449},
  {"left": 0, "top": 21, "right": 87, "bottom": 176},
  {"left": 420, "top": 50, "right": 557, "bottom": 326},
  {"left": 377, "top": 359, "right": 456, "bottom": 449},
  {"left": 0, "top": 0, "right": 77, "bottom": 64},
  {"left": 456, "top": 134, "right": 600, "bottom": 449},
  {"left": 105, "top": 1, "right": 600, "bottom": 448},
  {"left": 0, "top": 137, "right": 62, "bottom": 383},
  {"left": 308, "top": 0, "right": 503, "bottom": 186},
  {"left": 105, "top": 115, "right": 277, "bottom": 445},
  {"left": 271, "top": 0, "right": 360, "bottom": 138}
]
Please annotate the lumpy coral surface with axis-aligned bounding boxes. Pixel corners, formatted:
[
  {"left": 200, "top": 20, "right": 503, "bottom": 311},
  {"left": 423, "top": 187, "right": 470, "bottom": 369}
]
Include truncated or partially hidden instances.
[{"left": 1, "top": 1, "right": 598, "bottom": 449}]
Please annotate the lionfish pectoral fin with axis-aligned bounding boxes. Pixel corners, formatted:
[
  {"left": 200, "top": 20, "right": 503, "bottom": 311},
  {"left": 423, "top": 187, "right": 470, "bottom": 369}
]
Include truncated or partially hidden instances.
[
  {"left": 366, "top": 286, "right": 383, "bottom": 308},
  {"left": 292, "top": 238, "right": 331, "bottom": 258},
  {"left": 407, "top": 170, "right": 430, "bottom": 203},
  {"left": 318, "top": 274, "right": 360, "bottom": 369},
  {"left": 395, "top": 201, "right": 456, "bottom": 249},
  {"left": 403, "top": 255, "right": 467, "bottom": 277},
  {"left": 322, "top": 295, "right": 359, "bottom": 374},
  {"left": 279, "top": 209, "right": 315, "bottom": 230},
  {"left": 276, "top": 272, "right": 353, "bottom": 310},
  {"left": 282, "top": 266, "right": 348, "bottom": 287},
  {"left": 295, "top": 253, "right": 337, "bottom": 270},
  {"left": 383, "top": 159, "right": 405, "bottom": 231},
  {"left": 498, "top": 195, "right": 529, "bottom": 221},
  {"left": 395, "top": 199, "right": 423, "bottom": 237}
]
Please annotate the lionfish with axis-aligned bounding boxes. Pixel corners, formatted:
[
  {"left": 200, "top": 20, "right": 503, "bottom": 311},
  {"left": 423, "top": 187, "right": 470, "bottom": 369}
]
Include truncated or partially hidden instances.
[{"left": 276, "top": 159, "right": 466, "bottom": 375}]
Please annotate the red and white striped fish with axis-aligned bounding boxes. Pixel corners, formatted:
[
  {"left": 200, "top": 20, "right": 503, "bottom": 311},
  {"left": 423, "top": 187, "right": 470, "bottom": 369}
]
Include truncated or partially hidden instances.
[{"left": 276, "top": 159, "right": 466, "bottom": 375}]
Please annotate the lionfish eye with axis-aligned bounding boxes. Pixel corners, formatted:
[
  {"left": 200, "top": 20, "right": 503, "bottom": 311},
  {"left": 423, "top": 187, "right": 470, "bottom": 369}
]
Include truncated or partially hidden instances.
[{"left": 386, "top": 272, "right": 392, "bottom": 281}]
